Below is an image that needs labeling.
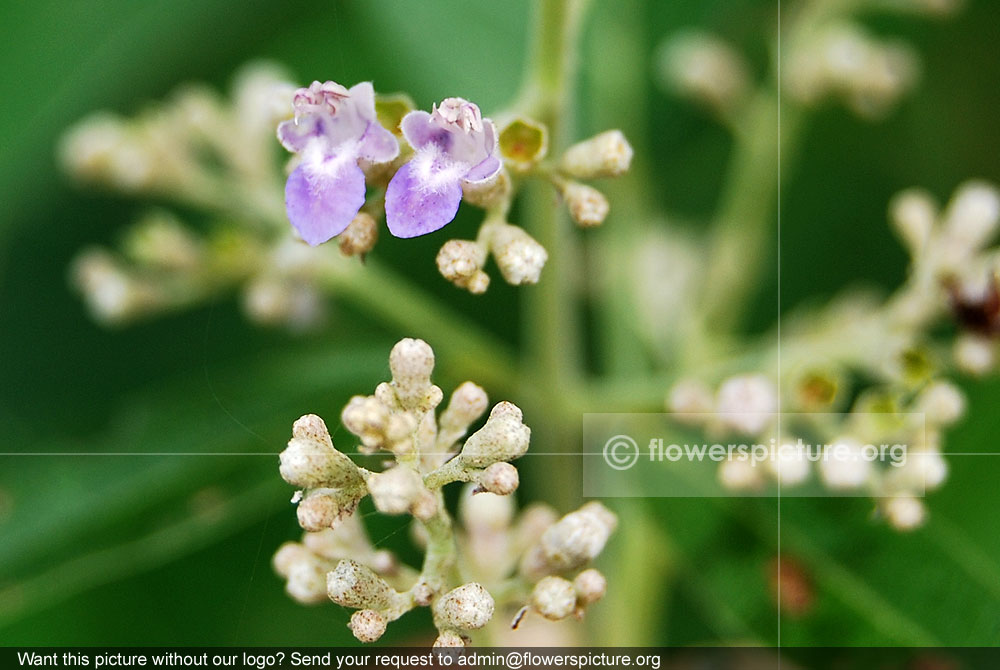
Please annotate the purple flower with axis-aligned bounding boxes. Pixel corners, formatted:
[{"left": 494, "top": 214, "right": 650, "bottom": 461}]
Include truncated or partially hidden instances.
[
  {"left": 278, "top": 81, "right": 398, "bottom": 246},
  {"left": 385, "top": 98, "right": 501, "bottom": 238}
]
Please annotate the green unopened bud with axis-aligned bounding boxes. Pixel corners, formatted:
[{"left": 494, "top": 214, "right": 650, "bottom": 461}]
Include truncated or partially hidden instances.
[
  {"left": 280, "top": 414, "right": 363, "bottom": 489},
  {"left": 327, "top": 559, "right": 395, "bottom": 609},
  {"left": 531, "top": 576, "right": 577, "bottom": 620},
  {"left": 560, "top": 130, "right": 633, "bottom": 179},
  {"left": 499, "top": 117, "right": 549, "bottom": 171},
  {"left": 434, "top": 583, "right": 495, "bottom": 630},
  {"left": 375, "top": 93, "right": 416, "bottom": 137}
]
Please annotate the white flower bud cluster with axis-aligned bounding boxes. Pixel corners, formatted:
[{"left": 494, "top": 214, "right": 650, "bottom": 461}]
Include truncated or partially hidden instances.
[
  {"left": 437, "top": 220, "right": 550, "bottom": 293},
  {"left": 271, "top": 338, "right": 616, "bottom": 645},
  {"left": 656, "top": 31, "right": 750, "bottom": 116},
  {"left": 785, "top": 23, "right": 920, "bottom": 119}
]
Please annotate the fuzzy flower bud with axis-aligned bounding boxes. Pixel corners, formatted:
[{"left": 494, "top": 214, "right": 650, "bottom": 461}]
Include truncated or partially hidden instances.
[
  {"left": 433, "top": 631, "right": 467, "bottom": 647},
  {"left": 574, "top": 569, "right": 607, "bottom": 606},
  {"left": 367, "top": 466, "right": 435, "bottom": 518},
  {"left": 477, "top": 462, "right": 519, "bottom": 495},
  {"left": 434, "top": 583, "right": 495, "bottom": 630},
  {"left": 488, "top": 223, "right": 548, "bottom": 285},
  {"left": 437, "top": 240, "right": 489, "bottom": 294},
  {"left": 535, "top": 502, "right": 617, "bottom": 574},
  {"left": 560, "top": 130, "right": 633, "bottom": 179},
  {"left": 559, "top": 181, "right": 609, "bottom": 228},
  {"left": 460, "top": 487, "right": 515, "bottom": 532},
  {"left": 458, "top": 402, "right": 531, "bottom": 467},
  {"left": 437, "top": 382, "right": 489, "bottom": 449},
  {"left": 531, "top": 576, "right": 577, "bottom": 621},
  {"left": 338, "top": 212, "right": 379, "bottom": 257},
  {"left": 341, "top": 395, "right": 392, "bottom": 452},
  {"left": 327, "top": 559, "right": 395, "bottom": 609},
  {"left": 389, "top": 338, "right": 444, "bottom": 411},
  {"left": 296, "top": 488, "right": 360, "bottom": 531},
  {"left": 280, "top": 414, "right": 363, "bottom": 489},
  {"left": 272, "top": 543, "right": 331, "bottom": 605},
  {"left": 349, "top": 609, "right": 387, "bottom": 643}
]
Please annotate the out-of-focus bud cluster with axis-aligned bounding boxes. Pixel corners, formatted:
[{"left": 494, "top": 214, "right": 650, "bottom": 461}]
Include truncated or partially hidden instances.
[
  {"left": 63, "top": 64, "right": 348, "bottom": 332},
  {"left": 656, "top": 30, "right": 750, "bottom": 120},
  {"left": 272, "top": 338, "right": 616, "bottom": 644},
  {"left": 785, "top": 22, "right": 920, "bottom": 119}
]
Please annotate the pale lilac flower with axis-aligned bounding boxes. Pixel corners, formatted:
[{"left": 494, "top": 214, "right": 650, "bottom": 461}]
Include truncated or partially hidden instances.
[
  {"left": 278, "top": 81, "right": 398, "bottom": 246},
  {"left": 385, "top": 98, "right": 501, "bottom": 238}
]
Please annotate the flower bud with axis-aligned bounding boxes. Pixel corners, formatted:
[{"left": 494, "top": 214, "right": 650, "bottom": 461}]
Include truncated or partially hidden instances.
[
  {"left": 433, "top": 631, "right": 467, "bottom": 647},
  {"left": 884, "top": 495, "right": 926, "bottom": 531},
  {"left": 718, "top": 458, "right": 764, "bottom": 490},
  {"left": 942, "top": 181, "right": 1000, "bottom": 250},
  {"left": 477, "top": 462, "right": 519, "bottom": 495},
  {"left": 280, "top": 414, "right": 363, "bottom": 489},
  {"left": 916, "top": 380, "right": 965, "bottom": 426},
  {"left": 349, "top": 609, "right": 387, "bottom": 643},
  {"left": 819, "top": 438, "right": 872, "bottom": 490},
  {"left": 538, "top": 502, "right": 617, "bottom": 573},
  {"left": 954, "top": 334, "right": 995, "bottom": 376},
  {"left": 889, "top": 188, "right": 936, "bottom": 255},
  {"left": 434, "top": 583, "right": 495, "bottom": 630},
  {"left": 459, "top": 402, "right": 531, "bottom": 467},
  {"left": 389, "top": 338, "right": 443, "bottom": 411},
  {"left": 559, "top": 181, "right": 609, "bottom": 228},
  {"left": 327, "top": 559, "right": 395, "bottom": 609},
  {"left": 658, "top": 31, "right": 749, "bottom": 112},
  {"left": 338, "top": 212, "right": 378, "bottom": 257},
  {"left": 437, "top": 240, "right": 489, "bottom": 293},
  {"left": 574, "top": 569, "right": 607, "bottom": 606},
  {"left": 437, "top": 382, "right": 489, "bottom": 450},
  {"left": 488, "top": 223, "right": 548, "bottom": 285},
  {"left": 296, "top": 488, "right": 360, "bottom": 531},
  {"left": 716, "top": 374, "right": 778, "bottom": 435},
  {"left": 272, "top": 543, "right": 331, "bottom": 605},
  {"left": 460, "top": 486, "right": 515, "bottom": 532},
  {"left": 367, "top": 466, "right": 427, "bottom": 516},
  {"left": 560, "top": 130, "right": 633, "bottom": 179},
  {"left": 341, "top": 395, "right": 391, "bottom": 452},
  {"left": 531, "top": 576, "right": 576, "bottom": 621},
  {"left": 123, "top": 212, "right": 203, "bottom": 270}
]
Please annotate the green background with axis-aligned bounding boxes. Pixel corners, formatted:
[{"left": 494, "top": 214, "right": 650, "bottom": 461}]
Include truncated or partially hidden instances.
[{"left": 1, "top": 0, "right": 999, "bottom": 649}]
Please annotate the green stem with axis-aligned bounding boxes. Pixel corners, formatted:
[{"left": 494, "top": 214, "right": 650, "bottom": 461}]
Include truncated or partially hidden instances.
[
  {"left": 419, "top": 492, "right": 456, "bottom": 595},
  {"left": 698, "top": 89, "right": 803, "bottom": 336}
]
